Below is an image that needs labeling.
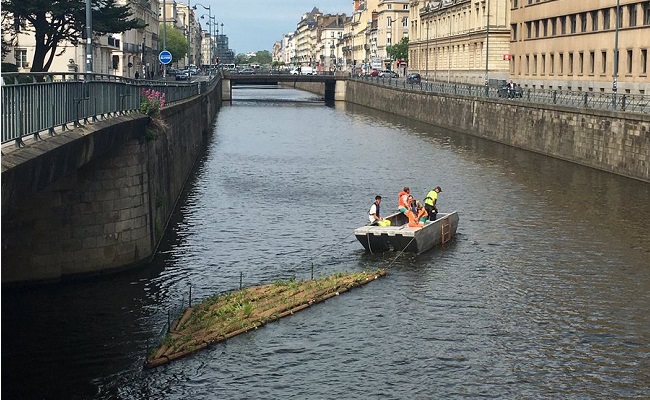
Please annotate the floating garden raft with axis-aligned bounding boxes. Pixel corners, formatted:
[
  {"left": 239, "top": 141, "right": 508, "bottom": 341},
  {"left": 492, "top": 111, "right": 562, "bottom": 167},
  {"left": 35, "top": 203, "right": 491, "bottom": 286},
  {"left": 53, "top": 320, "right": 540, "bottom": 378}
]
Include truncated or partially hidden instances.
[{"left": 145, "top": 269, "right": 387, "bottom": 368}]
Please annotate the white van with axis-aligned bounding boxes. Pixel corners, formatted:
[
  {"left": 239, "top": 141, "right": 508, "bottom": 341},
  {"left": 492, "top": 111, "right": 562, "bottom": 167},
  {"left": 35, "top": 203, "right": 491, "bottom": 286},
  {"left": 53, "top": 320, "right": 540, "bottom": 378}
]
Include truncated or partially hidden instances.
[{"left": 290, "top": 66, "right": 314, "bottom": 75}]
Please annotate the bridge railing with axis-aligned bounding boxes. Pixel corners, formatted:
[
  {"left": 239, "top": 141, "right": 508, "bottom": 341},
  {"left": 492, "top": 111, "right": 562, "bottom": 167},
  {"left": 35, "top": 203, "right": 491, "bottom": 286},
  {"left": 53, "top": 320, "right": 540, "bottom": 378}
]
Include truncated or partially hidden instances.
[
  {"left": 1, "top": 72, "right": 217, "bottom": 146},
  {"left": 354, "top": 75, "right": 650, "bottom": 115}
]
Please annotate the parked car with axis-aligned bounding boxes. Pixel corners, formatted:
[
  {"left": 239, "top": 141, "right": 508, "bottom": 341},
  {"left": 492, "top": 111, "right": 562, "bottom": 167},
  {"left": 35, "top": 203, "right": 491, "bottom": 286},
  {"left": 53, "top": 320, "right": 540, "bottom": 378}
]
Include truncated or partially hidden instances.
[
  {"left": 406, "top": 73, "right": 421, "bottom": 84},
  {"left": 369, "top": 70, "right": 380, "bottom": 77},
  {"left": 175, "top": 70, "right": 190, "bottom": 80},
  {"left": 497, "top": 83, "right": 523, "bottom": 98},
  {"left": 379, "top": 70, "right": 399, "bottom": 78},
  {"left": 238, "top": 68, "right": 256, "bottom": 74}
]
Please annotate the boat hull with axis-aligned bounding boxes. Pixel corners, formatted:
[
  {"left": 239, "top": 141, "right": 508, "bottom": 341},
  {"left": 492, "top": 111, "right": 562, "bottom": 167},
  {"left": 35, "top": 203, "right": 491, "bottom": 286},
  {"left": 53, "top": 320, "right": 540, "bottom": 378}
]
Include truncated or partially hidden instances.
[{"left": 354, "top": 211, "right": 459, "bottom": 254}]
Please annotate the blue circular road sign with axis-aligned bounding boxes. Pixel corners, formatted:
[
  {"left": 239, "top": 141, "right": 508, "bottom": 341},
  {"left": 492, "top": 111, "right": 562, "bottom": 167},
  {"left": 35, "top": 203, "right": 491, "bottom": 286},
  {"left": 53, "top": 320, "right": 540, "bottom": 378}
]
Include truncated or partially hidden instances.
[{"left": 159, "top": 50, "right": 172, "bottom": 65}]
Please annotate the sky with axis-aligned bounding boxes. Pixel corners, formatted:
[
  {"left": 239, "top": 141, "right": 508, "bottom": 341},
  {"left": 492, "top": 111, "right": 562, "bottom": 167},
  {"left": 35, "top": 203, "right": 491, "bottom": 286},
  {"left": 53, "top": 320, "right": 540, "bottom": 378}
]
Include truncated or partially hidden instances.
[{"left": 196, "top": 0, "right": 353, "bottom": 54}]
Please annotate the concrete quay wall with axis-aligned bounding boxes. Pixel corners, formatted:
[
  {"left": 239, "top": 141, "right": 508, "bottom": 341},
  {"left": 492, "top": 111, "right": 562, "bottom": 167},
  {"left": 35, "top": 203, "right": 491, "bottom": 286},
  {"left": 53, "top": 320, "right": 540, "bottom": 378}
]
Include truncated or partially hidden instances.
[
  {"left": 1, "top": 81, "right": 222, "bottom": 285},
  {"left": 293, "top": 80, "right": 649, "bottom": 182}
]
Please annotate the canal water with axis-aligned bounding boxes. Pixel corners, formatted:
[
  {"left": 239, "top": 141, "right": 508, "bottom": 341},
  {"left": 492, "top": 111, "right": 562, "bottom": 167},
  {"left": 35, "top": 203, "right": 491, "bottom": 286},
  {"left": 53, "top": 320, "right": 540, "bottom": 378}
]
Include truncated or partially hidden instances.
[{"left": 2, "top": 86, "right": 649, "bottom": 399}]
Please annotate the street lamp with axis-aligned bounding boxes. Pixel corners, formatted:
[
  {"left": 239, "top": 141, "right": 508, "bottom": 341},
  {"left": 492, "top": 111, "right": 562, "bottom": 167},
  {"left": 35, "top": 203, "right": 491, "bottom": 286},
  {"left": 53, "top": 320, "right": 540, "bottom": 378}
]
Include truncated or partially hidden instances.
[
  {"left": 434, "top": 18, "right": 438, "bottom": 81},
  {"left": 193, "top": 3, "right": 212, "bottom": 66},
  {"left": 85, "top": 0, "right": 93, "bottom": 73},
  {"left": 425, "top": 20, "right": 429, "bottom": 81},
  {"left": 613, "top": 0, "right": 620, "bottom": 107},
  {"left": 200, "top": 14, "right": 216, "bottom": 65},
  {"left": 447, "top": 10, "right": 451, "bottom": 83},
  {"left": 485, "top": 0, "right": 490, "bottom": 95}
]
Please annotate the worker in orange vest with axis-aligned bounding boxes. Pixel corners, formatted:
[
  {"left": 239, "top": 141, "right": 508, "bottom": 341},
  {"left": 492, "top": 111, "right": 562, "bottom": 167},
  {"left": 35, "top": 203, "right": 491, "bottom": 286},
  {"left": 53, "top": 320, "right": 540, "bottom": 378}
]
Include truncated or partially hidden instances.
[
  {"left": 407, "top": 201, "right": 428, "bottom": 227},
  {"left": 397, "top": 187, "right": 411, "bottom": 214}
]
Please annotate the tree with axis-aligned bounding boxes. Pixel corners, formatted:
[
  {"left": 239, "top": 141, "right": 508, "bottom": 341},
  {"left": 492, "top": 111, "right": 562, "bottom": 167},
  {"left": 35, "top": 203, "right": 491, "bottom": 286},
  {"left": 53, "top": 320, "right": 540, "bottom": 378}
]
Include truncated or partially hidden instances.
[
  {"left": 386, "top": 37, "right": 409, "bottom": 64},
  {"left": 250, "top": 50, "right": 271, "bottom": 65},
  {"left": 235, "top": 53, "right": 248, "bottom": 65},
  {"left": 1, "top": 0, "right": 144, "bottom": 72},
  {"left": 158, "top": 24, "right": 187, "bottom": 65}
]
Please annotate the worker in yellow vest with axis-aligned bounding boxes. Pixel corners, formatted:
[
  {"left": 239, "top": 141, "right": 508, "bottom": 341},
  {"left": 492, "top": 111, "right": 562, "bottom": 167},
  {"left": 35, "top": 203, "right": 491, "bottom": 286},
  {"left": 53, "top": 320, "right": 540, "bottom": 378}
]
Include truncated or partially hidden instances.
[{"left": 423, "top": 186, "right": 442, "bottom": 221}]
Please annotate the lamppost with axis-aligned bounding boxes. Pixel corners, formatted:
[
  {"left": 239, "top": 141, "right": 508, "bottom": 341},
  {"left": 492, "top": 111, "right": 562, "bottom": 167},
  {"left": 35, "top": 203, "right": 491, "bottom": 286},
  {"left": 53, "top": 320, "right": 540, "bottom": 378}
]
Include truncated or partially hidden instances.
[
  {"left": 434, "top": 17, "right": 438, "bottom": 81},
  {"left": 200, "top": 14, "right": 215, "bottom": 65},
  {"left": 425, "top": 20, "right": 429, "bottom": 81},
  {"left": 186, "top": 0, "right": 192, "bottom": 67},
  {"left": 193, "top": 3, "right": 211, "bottom": 66},
  {"left": 484, "top": 0, "right": 490, "bottom": 95},
  {"left": 85, "top": 0, "right": 93, "bottom": 73},
  {"left": 613, "top": 0, "right": 620, "bottom": 107},
  {"left": 447, "top": 10, "right": 451, "bottom": 83}
]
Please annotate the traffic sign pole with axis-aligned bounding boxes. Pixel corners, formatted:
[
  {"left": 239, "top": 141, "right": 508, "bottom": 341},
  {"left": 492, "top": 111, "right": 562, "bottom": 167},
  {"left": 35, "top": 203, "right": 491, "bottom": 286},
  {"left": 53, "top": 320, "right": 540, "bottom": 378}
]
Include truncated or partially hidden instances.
[{"left": 159, "top": 50, "right": 173, "bottom": 78}]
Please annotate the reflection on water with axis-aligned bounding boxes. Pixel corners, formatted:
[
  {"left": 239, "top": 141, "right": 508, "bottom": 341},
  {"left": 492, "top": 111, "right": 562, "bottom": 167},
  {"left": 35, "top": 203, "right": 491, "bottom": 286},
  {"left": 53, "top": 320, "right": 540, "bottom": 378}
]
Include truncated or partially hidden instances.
[{"left": 2, "top": 85, "right": 649, "bottom": 399}]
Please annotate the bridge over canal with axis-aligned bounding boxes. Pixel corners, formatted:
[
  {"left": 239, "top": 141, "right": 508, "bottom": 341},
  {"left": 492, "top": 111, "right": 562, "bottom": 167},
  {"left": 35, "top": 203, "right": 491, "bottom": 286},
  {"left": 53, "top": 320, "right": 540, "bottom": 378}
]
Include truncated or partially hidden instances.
[{"left": 221, "top": 73, "right": 347, "bottom": 102}]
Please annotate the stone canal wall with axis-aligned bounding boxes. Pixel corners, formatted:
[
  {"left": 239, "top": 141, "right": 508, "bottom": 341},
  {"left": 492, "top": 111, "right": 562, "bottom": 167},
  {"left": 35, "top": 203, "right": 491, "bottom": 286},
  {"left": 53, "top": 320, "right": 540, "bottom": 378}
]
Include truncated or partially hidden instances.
[
  {"left": 293, "top": 79, "right": 649, "bottom": 183},
  {"left": 342, "top": 80, "right": 650, "bottom": 183},
  {"left": 1, "top": 81, "right": 222, "bottom": 285}
]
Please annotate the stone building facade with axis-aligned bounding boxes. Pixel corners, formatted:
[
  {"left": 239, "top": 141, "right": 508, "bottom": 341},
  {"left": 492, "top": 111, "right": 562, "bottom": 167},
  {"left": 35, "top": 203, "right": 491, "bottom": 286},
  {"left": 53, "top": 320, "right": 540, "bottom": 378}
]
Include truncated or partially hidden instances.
[{"left": 509, "top": 0, "right": 650, "bottom": 94}]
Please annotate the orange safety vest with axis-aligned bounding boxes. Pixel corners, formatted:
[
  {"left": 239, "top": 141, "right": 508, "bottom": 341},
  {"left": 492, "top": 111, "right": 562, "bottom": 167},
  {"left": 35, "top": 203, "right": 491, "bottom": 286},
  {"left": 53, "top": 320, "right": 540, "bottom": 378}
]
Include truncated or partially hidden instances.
[
  {"left": 406, "top": 210, "right": 425, "bottom": 227},
  {"left": 398, "top": 191, "right": 409, "bottom": 209}
]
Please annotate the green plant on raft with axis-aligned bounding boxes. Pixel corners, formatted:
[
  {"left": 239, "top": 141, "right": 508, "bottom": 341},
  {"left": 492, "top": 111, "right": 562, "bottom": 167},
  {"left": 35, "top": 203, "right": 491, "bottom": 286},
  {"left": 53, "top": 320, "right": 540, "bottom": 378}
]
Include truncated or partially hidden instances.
[{"left": 238, "top": 301, "right": 254, "bottom": 317}]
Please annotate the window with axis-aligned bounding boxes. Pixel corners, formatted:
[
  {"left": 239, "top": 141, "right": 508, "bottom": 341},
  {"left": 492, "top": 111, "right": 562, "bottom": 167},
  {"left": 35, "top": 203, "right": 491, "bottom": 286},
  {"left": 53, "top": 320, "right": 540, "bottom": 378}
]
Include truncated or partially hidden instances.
[
  {"left": 642, "top": 49, "right": 648, "bottom": 74},
  {"left": 15, "top": 48, "right": 28, "bottom": 68},
  {"left": 645, "top": 3, "right": 650, "bottom": 25},
  {"left": 541, "top": 54, "right": 546, "bottom": 74},
  {"left": 580, "top": 12, "right": 587, "bottom": 32},
  {"left": 629, "top": 4, "right": 637, "bottom": 27},
  {"left": 403, "top": 4, "right": 408, "bottom": 10},
  {"left": 550, "top": 53, "right": 555, "bottom": 74},
  {"left": 560, "top": 16, "right": 567, "bottom": 34},
  {"left": 534, "top": 20, "right": 539, "bottom": 37},
  {"left": 570, "top": 14, "right": 577, "bottom": 33},
  {"left": 603, "top": 9, "right": 610, "bottom": 29},
  {"left": 601, "top": 51, "right": 607, "bottom": 74},
  {"left": 526, "top": 55, "right": 530, "bottom": 74},
  {"left": 534, "top": 54, "right": 538, "bottom": 74},
  {"left": 403, "top": 18, "right": 408, "bottom": 28},
  {"left": 388, "top": 3, "right": 392, "bottom": 9},
  {"left": 627, "top": 49, "right": 633, "bottom": 74},
  {"left": 543, "top": 19, "right": 547, "bottom": 36},
  {"left": 388, "top": 17, "right": 392, "bottom": 27},
  {"left": 551, "top": 18, "right": 557, "bottom": 35},
  {"left": 513, "top": 0, "right": 518, "bottom": 7},
  {"left": 589, "top": 51, "right": 595, "bottom": 74},
  {"left": 559, "top": 52, "right": 564, "bottom": 74},
  {"left": 591, "top": 11, "right": 599, "bottom": 31},
  {"left": 512, "top": 23, "right": 518, "bottom": 40},
  {"left": 526, "top": 21, "right": 532, "bottom": 38},
  {"left": 568, "top": 52, "right": 574, "bottom": 74},
  {"left": 617, "top": 7, "right": 623, "bottom": 28},
  {"left": 579, "top": 52, "right": 584, "bottom": 74}
]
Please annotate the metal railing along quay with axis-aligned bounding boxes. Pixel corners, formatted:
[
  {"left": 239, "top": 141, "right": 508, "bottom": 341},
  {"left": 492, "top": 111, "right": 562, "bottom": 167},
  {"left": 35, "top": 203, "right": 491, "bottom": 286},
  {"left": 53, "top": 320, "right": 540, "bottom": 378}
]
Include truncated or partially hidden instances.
[
  {"left": 353, "top": 75, "right": 650, "bottom": 115},
  {"left": 1, "top": 72, "right": 218, "bottom": 146}
]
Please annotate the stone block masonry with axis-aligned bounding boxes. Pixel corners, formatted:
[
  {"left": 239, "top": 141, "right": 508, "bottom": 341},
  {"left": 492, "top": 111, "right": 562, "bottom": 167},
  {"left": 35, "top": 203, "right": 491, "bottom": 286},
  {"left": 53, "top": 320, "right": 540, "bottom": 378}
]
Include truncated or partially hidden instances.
[{"left": 1, "top": 80, "right": 222, "bottom": 285}]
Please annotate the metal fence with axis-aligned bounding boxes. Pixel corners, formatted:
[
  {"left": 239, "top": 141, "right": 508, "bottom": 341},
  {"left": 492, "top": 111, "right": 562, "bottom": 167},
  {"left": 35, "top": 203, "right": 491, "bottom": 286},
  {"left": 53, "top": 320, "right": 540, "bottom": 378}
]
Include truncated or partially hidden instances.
[
  {"left": 1, "top": 72, "right": 216, "bottom": 146},
  {"left": 354, "top": 75, "right": 650, "bottom": 115}
]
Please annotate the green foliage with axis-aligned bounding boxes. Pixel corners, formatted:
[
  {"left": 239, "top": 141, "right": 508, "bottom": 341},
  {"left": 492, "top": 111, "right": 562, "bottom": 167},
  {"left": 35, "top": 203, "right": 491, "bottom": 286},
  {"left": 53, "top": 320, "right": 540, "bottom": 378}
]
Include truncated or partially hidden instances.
[
  {"left": 387, "top": 37, "right": 409, "bottom": 62},
  {"left": 234, "top": 50, "right": 272, "bottom": 66},
  {"left": 159, "top": 23, "right": 187, "bottom": 63},
  {"left": 2, "top": 0, "right": 144, "bottom": 72}
]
